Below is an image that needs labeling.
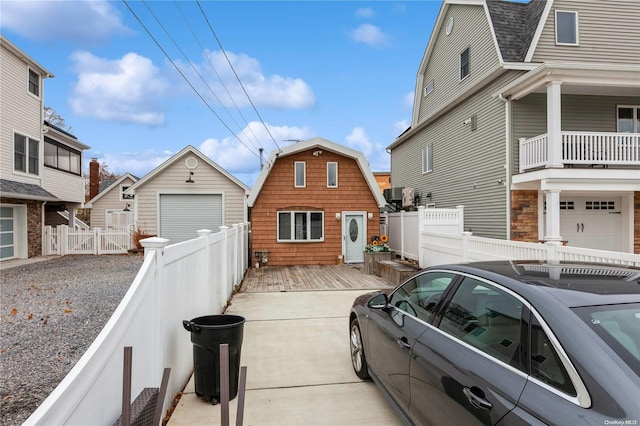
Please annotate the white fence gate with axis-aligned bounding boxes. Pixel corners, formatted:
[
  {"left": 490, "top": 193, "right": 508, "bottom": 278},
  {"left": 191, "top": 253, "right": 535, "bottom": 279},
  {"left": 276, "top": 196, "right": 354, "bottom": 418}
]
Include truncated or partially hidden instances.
[{"left": 44, "top": 225, "right": 134, "bottom": 255}]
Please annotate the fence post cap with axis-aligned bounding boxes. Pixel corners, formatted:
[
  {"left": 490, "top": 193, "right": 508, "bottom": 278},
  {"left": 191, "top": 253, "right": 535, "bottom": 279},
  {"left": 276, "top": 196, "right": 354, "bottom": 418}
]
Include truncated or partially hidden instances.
[
  {"left": 197, "top": 229, "right": 213, "bottom": 237},
  {"left": 140, "top": 237, "right": 170, "bottom": 249}
]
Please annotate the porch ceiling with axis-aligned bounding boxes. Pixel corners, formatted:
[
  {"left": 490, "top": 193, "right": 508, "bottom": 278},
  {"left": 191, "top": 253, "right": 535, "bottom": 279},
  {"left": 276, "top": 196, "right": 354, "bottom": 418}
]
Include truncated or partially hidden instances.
[
  {"left": 511, "top": 168, "right": 640, "bottom": 192},
  {"left": 497, "top": 62, "right": 640, "bottom": 100}
]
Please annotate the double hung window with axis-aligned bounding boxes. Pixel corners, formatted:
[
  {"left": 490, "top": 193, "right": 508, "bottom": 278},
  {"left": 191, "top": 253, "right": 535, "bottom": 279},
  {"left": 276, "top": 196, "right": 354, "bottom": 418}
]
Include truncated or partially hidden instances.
[
  {"left": 555, "top": 11, "right": 578, "bottom": 45},
  {"left": 460, "top": 48, "right": 470, "bottom": 80},
  {"left": 14, "top": 133, "right": 39, "bottom": 175},
  {"left": 294, "top": 162, "right": 306, "bottom": 187},
  {"left": 327, "top": 162, "right": 338, "bottom": 187},
  {"left": 28, "top": 69, "right": 40, "bottom": 97}
]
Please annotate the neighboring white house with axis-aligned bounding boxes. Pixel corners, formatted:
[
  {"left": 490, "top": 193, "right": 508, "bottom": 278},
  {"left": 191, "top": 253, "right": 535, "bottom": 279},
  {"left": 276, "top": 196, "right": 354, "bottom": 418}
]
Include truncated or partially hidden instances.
[
  {"left": 84, "top": 170, "right": 139, "bottom": 229},
  {"left": 0, "top": 36, "right": 90, "bottom": 260},
  {"left": 387, "top": 0, "right": 640, "bottom": 254},
  {"left": 124, "top": 145, "right": 250, "bottom": 244}
]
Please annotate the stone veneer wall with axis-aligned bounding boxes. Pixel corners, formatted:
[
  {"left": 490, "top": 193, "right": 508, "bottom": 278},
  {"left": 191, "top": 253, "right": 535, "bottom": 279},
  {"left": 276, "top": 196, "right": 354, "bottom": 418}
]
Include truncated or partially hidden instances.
[
  {"left": 0, "top": 198, "right": 43, "bottom": 258},
  {"left": 511, "top": 190, "right": 538, "bottom": 243}
]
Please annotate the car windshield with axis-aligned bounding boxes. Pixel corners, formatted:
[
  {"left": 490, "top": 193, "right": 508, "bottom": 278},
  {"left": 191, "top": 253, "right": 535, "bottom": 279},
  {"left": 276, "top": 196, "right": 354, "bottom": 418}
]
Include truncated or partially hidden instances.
[{"left": 573, "top": 303, "right": 640, "bottom": 377}]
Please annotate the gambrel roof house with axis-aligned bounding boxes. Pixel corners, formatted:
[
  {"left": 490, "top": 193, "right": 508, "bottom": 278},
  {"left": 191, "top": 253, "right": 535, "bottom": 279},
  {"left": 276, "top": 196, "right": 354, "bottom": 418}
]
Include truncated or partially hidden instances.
[
  {"left": 124, "top": 145, "right": 250, "bottom": 245},
  {"left": 0, "top": 36, "right": 90, "bottom": 260},
  {"left": 388, "top": 0, "right": 640, "bottom": 254},
  {"left": 248, "top": 137, "right": 386, "bottom": 266}
]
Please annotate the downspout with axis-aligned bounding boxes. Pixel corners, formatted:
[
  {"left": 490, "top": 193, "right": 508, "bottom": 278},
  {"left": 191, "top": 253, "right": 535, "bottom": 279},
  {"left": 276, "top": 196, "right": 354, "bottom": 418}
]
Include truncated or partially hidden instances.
[
  {"left": 499, "top": 93, "right": 512, "bottom": 240},
  {"left": 41, "top": 200, "right": 47, "bottom": 256}
]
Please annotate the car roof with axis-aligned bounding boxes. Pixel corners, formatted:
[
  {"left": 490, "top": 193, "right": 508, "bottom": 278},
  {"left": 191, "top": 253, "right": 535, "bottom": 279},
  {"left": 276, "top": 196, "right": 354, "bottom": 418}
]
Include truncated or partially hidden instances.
[{"left": 427, "top": 260, "right": 640, "bottom": 308}]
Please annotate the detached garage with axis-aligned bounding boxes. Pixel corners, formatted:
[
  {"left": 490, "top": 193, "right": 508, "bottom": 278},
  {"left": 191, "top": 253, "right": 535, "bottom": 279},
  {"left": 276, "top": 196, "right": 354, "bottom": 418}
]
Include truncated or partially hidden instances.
[
  {"left": 159, "top": 194, "right": 222, "bottom": 244},
  {"left": 124, "top": 145, "right": 250, "bottom": 245}
]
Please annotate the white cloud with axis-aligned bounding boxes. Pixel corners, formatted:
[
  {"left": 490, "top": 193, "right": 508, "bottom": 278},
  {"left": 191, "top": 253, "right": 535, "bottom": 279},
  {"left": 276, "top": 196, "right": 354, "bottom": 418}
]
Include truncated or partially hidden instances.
[
  {"left": 175, "top": 50, "right": 316, "bottom": 109},
  {"left": 0, "top": 0, "right": 131, "bottom": 44},
  {"left": 69, "top": 51, "right": 168, "bottom": 125},
  {"left": 93, "top": 150, "right": 173, "bottom": 178},
  {"left": 355, "top": 7, "right": 375, "bottom": 18},
  {"left": 351, "top": 24, "right": 390, "bottom": 48},
  {"left": 344, "top": 127, "right": 390, "bottom": 172},
  {"left": 199, "top": 121, "right": 313, "bottom": 173}
]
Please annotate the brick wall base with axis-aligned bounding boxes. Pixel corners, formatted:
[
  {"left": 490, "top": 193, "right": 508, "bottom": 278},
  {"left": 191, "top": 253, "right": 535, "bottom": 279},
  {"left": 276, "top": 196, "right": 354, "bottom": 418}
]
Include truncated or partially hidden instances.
[{"left": 511, "top": 190, "right": 538, "bottom": 243}]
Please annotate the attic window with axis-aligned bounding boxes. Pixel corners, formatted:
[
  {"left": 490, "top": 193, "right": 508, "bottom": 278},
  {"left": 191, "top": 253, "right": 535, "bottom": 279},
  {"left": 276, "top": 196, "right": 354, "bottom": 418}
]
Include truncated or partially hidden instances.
[
  {"left": 424, "top": 80, "right": 434, "bottom": 97},
  {"left": 294, "top": 161, "right": 306, "bottom": 187},
  {"left": 555, "top": 11, "right": 578, "bottom": 45},
  {"left": 121, "top": 185, "right": 134, "bottom": 200}
]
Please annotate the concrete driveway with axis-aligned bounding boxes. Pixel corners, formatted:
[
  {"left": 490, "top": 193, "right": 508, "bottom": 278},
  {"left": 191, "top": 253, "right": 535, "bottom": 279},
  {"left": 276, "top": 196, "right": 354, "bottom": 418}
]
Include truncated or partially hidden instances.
[{"left": 168, "top": 290, "right": 403, "bottom": 426}]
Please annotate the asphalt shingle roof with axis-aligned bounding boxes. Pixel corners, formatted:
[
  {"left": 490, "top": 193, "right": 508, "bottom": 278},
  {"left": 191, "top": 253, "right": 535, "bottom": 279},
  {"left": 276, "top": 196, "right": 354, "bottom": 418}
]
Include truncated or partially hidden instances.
[
  {"left": 0, "top": 179, "right": 59, "bottom": 201},
  {"left": 487, "top": 0, "right": 547, "bottom": 62}
]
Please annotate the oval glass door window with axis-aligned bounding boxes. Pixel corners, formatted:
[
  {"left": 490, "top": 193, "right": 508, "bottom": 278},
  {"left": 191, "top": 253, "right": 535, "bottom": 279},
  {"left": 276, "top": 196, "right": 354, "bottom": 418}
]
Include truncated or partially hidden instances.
[{"left": 349, "top": 219, "right": 358, "bottom": 242}]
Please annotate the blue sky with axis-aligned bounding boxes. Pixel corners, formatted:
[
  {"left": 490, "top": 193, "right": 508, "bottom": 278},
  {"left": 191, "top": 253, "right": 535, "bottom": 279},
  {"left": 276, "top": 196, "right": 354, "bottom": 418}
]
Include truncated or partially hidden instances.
[{"left": 1, "top": 0, "right": 442, "bottom": 187}]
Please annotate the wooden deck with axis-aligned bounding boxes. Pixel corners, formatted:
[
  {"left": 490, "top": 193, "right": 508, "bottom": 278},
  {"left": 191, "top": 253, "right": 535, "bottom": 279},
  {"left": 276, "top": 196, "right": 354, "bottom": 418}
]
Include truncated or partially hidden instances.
[{"left": 239, "top": 264, "right": 395, "bottom": 293}]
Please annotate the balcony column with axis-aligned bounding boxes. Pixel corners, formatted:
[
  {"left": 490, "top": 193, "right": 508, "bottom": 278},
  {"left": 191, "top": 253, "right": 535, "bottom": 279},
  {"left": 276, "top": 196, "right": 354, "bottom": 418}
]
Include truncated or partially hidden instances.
[
  {"left": 543, "top": 189, "right": 562, "bottom": 242},
  {"left": 546, "top": 81, "right": 563, "bottom": 168}
]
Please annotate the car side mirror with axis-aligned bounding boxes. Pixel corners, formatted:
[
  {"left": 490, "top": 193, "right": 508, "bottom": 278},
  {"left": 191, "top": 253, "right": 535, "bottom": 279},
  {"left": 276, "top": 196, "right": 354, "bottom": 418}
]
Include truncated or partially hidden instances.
[{"left": 368, "top": 293, "right": 388, "bottom": 309}]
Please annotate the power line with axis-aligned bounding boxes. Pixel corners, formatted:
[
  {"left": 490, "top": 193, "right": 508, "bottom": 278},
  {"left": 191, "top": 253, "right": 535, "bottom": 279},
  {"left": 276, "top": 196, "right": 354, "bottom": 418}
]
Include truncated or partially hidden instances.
[
  {"left": 173, "top": 0, "right": 263, "bottom": 152},
  {"left": 121, "top": 0, "right": 262, "bottom": 163},
  {"left": 195, "top": 0, "right": 281, "bottom": 153}
]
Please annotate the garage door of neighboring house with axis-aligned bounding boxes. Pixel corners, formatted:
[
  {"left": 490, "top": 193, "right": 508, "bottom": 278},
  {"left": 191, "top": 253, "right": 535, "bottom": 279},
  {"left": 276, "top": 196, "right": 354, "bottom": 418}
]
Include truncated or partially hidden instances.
[
  {"left": 557, "top": 196, "right": 622, "bottom": 252},
  {"left": 0, "top": 206, "right": 15, "bottom": 259},
  {"left": 1, "top": 205, "right": 27, "bottom": 260},
  {"left": 159, "top": 194, "right": 222, "bottom": 244}
]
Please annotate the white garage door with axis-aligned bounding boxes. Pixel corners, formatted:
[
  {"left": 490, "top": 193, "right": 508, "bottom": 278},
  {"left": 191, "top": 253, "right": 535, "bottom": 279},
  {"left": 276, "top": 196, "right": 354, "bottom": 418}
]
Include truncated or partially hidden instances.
[
  {"left": 160, "top": 194, "right": 222, "bottom": 244},
  {"left": 559, "top": 197, "right": 622, "bottom": 252}
]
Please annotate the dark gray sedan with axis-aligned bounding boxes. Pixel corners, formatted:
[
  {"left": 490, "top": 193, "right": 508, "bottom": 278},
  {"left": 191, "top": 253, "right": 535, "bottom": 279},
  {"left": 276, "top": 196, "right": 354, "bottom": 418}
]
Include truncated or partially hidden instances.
[{"left": 349, "top": 261, "right": 640, "bottom": 425}]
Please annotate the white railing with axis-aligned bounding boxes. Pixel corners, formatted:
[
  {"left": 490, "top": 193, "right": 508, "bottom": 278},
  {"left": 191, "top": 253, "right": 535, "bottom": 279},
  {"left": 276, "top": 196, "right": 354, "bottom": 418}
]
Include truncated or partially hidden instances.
[
  {"left": 421, "top": 231, "right": 640, "bottom": 268},
  {"left": 519, "top": 131, "right": 640, "bottom": 172},
  {"left": 43, "top": 225, "right": 133, "bottom": 255},
  {"left": 25, "top": 224, "right": 249, "bottom": 426}
]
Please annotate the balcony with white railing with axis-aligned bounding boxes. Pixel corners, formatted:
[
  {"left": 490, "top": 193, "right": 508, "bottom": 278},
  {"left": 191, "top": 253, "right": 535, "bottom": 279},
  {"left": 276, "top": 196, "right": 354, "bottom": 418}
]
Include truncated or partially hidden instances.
[{"left": 519, "top": 132, "right": 640, "bottom": 172}]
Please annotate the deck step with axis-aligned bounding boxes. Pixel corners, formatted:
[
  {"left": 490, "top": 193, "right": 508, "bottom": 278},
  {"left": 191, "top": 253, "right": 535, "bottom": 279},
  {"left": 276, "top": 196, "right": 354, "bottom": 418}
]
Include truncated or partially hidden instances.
[{"left": 376, "top": 260, "right": 419, "bottom": 286}]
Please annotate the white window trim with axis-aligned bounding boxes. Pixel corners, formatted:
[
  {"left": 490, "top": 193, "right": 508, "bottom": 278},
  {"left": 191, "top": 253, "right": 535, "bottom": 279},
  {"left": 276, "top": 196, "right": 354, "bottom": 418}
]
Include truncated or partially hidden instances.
[
  {"left": 327, "top": 162, "right": 338, "bottom": 188},
  {"left": 277, "top": 211, "right": 325, "bottom": 242},
  {"left": 27, "top": 67, "right": 40, "bottom": 99},
  {"left": 422, "top": 145, "right": 433, "bottom": 174},
  {"left": 555, "top": 10, "right": 579, "bottom": 46},
  {"left": 120, "top": 184, "right": 134, "bottom": 201},
  {"left": 460, "top": 47, "right": 470, "bottom": 81},
  {"left": 294, "top": 161, "right": 306, "bottom": 188},
  {"left": 13, "top": 131, "right": 40, "bottom": 176},
  {"left": 424, "top": 80, "right": 434, "bottom": 97}
]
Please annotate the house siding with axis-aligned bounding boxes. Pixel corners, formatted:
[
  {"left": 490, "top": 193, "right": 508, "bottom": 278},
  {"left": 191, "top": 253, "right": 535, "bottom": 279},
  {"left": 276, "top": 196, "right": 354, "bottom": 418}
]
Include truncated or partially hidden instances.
[
  {"left": 0, "top": 42, "right": 42, "bottom": 186},
  {"left": 135, "top": 153, "right": 246, "bottom": 237},
  {"left": 41, "top": 167, "right": 85, "bottom": 203},
  {"left": 393, "top": 71, "right": 520, "bottom": 239},
  {"left": 251, "top": 149, "right": 380, "bottom": 266},
  {"left": 511, "top": 94, "right": 640, "bottom": 169},
  {"left": 418, "top": 4, "right": 501, "bottom": 124},
  {"left": 89, "top": 177, "right": 137, "bottom": 229},
  {"left": 531, "top": 0, "right": 640, "bottom": 64}
]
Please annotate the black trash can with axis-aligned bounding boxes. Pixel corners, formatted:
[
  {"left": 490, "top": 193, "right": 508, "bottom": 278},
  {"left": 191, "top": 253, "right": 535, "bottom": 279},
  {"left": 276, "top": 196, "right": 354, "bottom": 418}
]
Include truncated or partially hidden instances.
[{"left": 182, "top": 314, "right": 245, "bottom": 404}]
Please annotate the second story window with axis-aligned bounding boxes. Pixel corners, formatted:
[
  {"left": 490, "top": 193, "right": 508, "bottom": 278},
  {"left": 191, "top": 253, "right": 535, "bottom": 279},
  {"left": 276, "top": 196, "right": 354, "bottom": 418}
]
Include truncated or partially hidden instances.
[
  {"left": 44, "top": 138, "right": 81, "bottom": 175},
  {"left": 617, "top": 106, "right": 639, "bottom": 133},
  {"left": 460, "top": 48, "right": 470, "bottom": 80},
  {"left": 28, "top": 69, "right": 40, "bottom": 97},
  {"left": 422, "top": 145, "right": 433, "bottom": 174},
  {"left": 295, "top": 161, "right": 306, "bottom": 187},
  {"left": 14, "top": 133, "right": 39, "bottom": 175},
  {"left": 327, "top": 162, "right": 338, "bottom": 187},
  {"left": 555, "top": 10, "right": 578, "bottom": 45}
]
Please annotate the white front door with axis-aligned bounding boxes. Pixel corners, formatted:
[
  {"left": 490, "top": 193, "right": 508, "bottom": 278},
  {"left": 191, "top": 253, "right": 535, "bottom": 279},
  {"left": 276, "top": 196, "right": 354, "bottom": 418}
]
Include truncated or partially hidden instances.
[
  {"left": 343, "top": 213, "right": 366, "bottom": 263},
  {"left": 558, "top": 197, "right": 622, "bottom": 252}
]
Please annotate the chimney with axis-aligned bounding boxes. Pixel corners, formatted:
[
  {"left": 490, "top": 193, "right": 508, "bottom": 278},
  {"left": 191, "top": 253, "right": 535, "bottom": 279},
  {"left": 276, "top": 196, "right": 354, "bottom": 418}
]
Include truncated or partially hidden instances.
[{"left": 89, "top": 158, "right": 100, "bottom": 200}]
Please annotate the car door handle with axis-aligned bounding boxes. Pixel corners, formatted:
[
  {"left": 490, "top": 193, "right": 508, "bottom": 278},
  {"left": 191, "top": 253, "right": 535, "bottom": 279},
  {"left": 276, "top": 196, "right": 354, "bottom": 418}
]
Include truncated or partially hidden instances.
[
  {"left": 463, "top": 386, "right": 492, "bottom": 411},
  {"left": 397, "top": 336, "right": 411, "bottom": 350}
]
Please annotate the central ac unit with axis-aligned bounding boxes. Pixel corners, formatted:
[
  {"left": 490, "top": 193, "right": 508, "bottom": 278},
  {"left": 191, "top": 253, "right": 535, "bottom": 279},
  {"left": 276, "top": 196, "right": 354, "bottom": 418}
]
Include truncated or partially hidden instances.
[
  {"left": 389, "top": 186, "right": 404, "bottom": 202},
  {"left": 402, "top": 187, "right": 415, "bottom": 207}
]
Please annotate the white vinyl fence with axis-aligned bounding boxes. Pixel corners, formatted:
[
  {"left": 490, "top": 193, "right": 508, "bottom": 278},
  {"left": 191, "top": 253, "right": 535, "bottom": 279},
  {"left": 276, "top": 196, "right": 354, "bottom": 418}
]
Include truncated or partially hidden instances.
[
  {"left": 44, "top": 225, "right": 133, "bottom": 255},
  {"left": 25, "top": 223, "right": 249, "bottom": 426},
  {"left": 385, "top": 206, "right": 640, "bottom": 268}
]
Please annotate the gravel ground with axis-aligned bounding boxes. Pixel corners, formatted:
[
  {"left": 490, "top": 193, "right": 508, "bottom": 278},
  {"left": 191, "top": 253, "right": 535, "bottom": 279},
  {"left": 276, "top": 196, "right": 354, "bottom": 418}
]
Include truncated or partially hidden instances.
[{"left": 0, "top": 254, "right": 144, "bottom": 426}]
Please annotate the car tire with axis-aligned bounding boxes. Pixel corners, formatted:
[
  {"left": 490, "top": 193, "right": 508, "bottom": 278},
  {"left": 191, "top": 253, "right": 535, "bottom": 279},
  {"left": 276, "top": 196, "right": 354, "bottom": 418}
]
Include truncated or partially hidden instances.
[{"left": 350, "top": 318, "right": 371, "bottom": 380}]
